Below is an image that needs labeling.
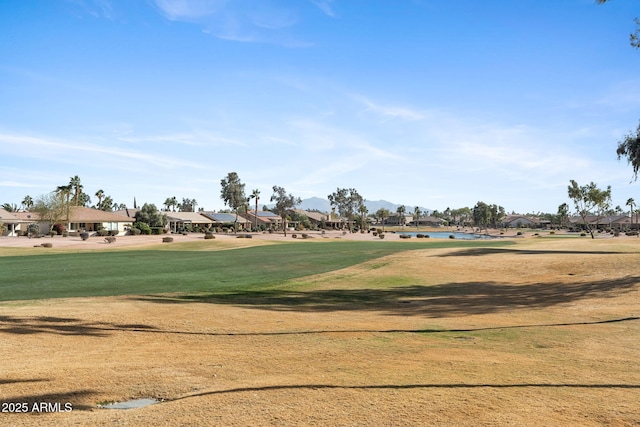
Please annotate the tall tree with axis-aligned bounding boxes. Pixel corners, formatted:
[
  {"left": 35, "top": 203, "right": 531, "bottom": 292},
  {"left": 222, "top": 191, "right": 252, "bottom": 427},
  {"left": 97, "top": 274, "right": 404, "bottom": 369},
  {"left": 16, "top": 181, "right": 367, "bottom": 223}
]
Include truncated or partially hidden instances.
[
  {"left": 616, "top": 121, "right": 640, "bottom": 181},
  {"left": 626, "top": 197, "right": 636, "bottom": 231},
  {"left": 396, "top": 205, "right": 406, "bottom": 228},
  {"left": 69, "top": 175, "right": 82, "bottom": 206},
  {"left": 357, "top": 202, "right": 369, "bottom": 231},
  {"left": 375, "top": 208, "right": 390, "bottom": 232},
  {"left": 55, "top": 184, "right": 72, "bottom": 221},
  {"left": 413, "top": 206, "right": 422, "bottom": 231},
  {"left": 163, "top": 197, "right": 172, "bottom": 212},
  {"left": 21, "top": 195, "right": 34, "bottom": 211},
  {"left": 557, "top": 202, "right": 570, "bottom": 228},
  {"left": 250, "top": 189, "right": 260, "bottom": 231},
  {"left": 1, "top": 203, "right": 18, "bottom": 212},
  {"left": 179, "top": 198, "right": 197, "bottom": 212},
  {"left": 472, "top": 201, "right": 492, "bottom": 233},
  {"left": 328, "top": 188, "right": 363, "bottom": 232},
  {"left": 32, "top": 192, "right": 69, "bottom": 232},
  {"left": 270, "top": 186, "right": 301, "bottom": 237},
  {"left": 220, "top": 172, "right": 246, "bottom": 233},
  {"left": 567, "top": 180, "right": 612, "bottom": 239},
  {"left": 97, "top": 195, "right": 113, "bottom": 211},
  {"left": 134, "top": 203, "right": 167, "bottom": 228},
  {"left": 489, "top": 204, "right": 505, "bottom": 229},
  {"left": 95, "top": 190, "right": 105, "bottom": 208}
]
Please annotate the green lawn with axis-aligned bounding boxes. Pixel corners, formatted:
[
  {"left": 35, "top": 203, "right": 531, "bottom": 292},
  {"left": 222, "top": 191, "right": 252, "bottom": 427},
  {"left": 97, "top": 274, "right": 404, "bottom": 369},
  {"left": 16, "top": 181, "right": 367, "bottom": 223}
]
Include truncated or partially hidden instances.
[{"left": 0, "top": 240, "right": 513, "bottom": 301}]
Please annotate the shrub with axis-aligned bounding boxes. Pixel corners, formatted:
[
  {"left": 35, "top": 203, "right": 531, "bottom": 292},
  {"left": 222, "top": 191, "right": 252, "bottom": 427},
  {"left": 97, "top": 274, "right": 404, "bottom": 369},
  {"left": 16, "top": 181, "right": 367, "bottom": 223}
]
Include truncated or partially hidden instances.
[
  {"left": 378, "top": 233, "right": 385, "bottom": 239},
  {"left": 52, "top": 223, "right": 66, "bottom": 235},
  {"left": 372, "top": 232, "right": 378, "bottom": 237},
  {"left": 292, "top": 234, "right": 297, "bottom": 238},
  {"left": 162, "top": 237, "right": 173, "bottom": 243},
  {"left": 151, "top": 227, "right": 164, "bottom": 235},
  {"left": 517, "top": 231, "right": 523, "bottom": 236},
  {"left": 128, "top": 228, "right": 141, "bottom": 236},
  {"left": 109, "top": 230, "right": 119, "bottom": 236},
  {"left": 425, "top": 234, "right": 430, "bottom": 238},
  {"left": 80, "top": 232, "right": 89, "bottom": 241},
  {"left": 105, "top": 236, "right": 116, "bottom": 244},
  {"left": 41, "top": 243, "right": 53, "bottom": 248},
  {"left": 580, "top": 232, "right": 586, "bottom": 237},
  {"left": 399, "top": 234, "right": 411, "bottom": 239},
  {"left": 97, "top": 229, "right": 109, "bottom": 236},
  {"left": 27, "top": 223, "right": 40, "bottom": 236},
  {"left": 416, "top": 233, "right": 425, "bottom": 238},
  {"left": 449, "top": 234, "right": 455, "bottom": 239},
  {"left": 62, "top": 231, "right": 69, "bottom": 237},
  {"left": 204, "top": 232, "right": 215, "bottom": 239},
  {"left": 133, "top": 222, "right": 152, "bottom": 235},
  {"left": 49, "top": 230, "right": 58, "bottom": 237},
  {"left": 550, "top": 231, "right": 555, "bottom": 235}
]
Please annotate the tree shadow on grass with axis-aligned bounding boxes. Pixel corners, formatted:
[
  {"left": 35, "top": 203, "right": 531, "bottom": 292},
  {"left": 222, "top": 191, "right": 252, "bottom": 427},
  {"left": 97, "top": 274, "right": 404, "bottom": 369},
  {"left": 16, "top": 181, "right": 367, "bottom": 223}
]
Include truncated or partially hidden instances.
[
  {"left": 135, "top": 276, "right": 640, "bottom": 318},
  {"left": 0, "top": 315, "right": 159, "bottom": 337},
  {"left": 434, "top": 247, "right": 636, "bottom": 257}
]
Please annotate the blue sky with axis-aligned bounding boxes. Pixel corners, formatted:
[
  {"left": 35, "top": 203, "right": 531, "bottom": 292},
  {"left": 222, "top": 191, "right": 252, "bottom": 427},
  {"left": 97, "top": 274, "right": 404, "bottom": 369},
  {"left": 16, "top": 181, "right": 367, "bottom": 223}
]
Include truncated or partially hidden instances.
[{"left": 1, "top": 0, "right": 639, "bottom": 214}]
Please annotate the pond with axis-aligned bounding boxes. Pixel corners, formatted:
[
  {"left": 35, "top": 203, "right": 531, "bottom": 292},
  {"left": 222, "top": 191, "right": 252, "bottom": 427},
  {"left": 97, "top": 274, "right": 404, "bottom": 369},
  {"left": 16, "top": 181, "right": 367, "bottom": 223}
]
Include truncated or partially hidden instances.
[{"left": 397, "top": 231, "right": 496, "bottom": 240}]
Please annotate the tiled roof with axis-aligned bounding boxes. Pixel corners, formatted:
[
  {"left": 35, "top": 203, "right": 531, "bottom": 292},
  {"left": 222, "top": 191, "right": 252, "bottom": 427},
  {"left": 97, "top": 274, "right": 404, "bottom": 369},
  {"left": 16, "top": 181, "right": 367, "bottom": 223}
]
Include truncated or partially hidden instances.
[
  {"left": 0, "top": 208, "right": 21, "bottom": 223},
  {"left": 63, "top": 207, "right": 131, "bottom": 223}
]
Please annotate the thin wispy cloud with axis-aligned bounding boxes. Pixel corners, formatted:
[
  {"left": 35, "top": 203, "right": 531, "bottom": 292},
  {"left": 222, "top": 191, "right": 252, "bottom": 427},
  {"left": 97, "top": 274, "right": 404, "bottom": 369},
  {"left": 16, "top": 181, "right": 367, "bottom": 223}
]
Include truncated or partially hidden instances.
[
  {"left": 310, "top": 0, "right": 336, "bottom": 18},
  {"left": 353, "top": 95, "right": 425, "bottom": 121},
  {"left": 152, "top": 0, "right": 224, "bottom": 21},
  {"left": 0, "top": 133, "right": 205, "bottom": 170},
  {"left": 152, "top": 0, "right": 318, "bottom": 46}
]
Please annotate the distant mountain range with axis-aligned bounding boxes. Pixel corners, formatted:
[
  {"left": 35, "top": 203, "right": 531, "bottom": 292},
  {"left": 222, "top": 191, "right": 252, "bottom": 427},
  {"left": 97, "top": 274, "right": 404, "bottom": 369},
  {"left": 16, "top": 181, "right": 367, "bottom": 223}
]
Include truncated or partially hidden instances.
[{"left": 291, "top": 197, "right": 432, "bottom": 215}]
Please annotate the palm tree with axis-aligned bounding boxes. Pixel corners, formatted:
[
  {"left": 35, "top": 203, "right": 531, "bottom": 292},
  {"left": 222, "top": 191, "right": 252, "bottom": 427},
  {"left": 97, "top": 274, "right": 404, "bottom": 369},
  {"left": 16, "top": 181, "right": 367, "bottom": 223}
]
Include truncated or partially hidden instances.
[
  {"left": 250, "top": 189, "right": 260, "bottom": 231},
  {"left": 1, "top": 203, "right": 18, "bottom": 212},
  {"left": 413, "top": 206, "right": 422, "bottom": 231},
  {"left": 357, "top": 202, "right": 368, "bottom": 231},
  {"left": 56, "top": 184, "right": 73, "bottom": 222},
  {"left": 396, "top": 205, "right": 406, "bottom": 228},
  {"left": 169, "top": 196, "right": 178, "bottom": 212},
  {"left": 69, "top": 175, "right": 82, "bottom": 206},
  {"left": 627, "top": 198, "right": 636, "bottom": 232},
  {"left": 95, "top": 190, "right": 105, "bottom": 208},
  {"left": 21, "top": 195, "right": 34, "bottom": 211},
  {"left": 376, "top": 208, "right": 390, "bottom": 232}
]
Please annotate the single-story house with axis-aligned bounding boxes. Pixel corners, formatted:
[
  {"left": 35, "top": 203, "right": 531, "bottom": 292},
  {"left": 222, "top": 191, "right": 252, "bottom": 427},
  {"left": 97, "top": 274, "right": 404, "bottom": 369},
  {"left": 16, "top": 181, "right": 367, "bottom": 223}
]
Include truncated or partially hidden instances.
[
  {"left": 291, "top": 209, "right": 343, "bottom": 229},
  {"left": 501, "top": 215, "right": 542, "bottom": 228},
  {"left": 568, "top": 215, "right": 638, "bottom": 231},
  {"left": 63, "top": 206, "right": 132, "bottom": 234},
  {"left": 200, "top": 212, "right": 251, "bottom": 230},
  {"left": 166, "top": 212, "right": 215, "bottom": 233},
  {"left": 241, "top": 211, "right": 283, "bottom": 230},
  {"left": 0, "top": 208, "right": 24, "bottom": 237},
  {"left": 383, "top": 213, "right": 415, "bottom": 226},
  {"left": 12, "top": 207, "right": 132, "bottom": 235},
  {"left": 409, "top": 215, "right": 446, "bottom": 227}
]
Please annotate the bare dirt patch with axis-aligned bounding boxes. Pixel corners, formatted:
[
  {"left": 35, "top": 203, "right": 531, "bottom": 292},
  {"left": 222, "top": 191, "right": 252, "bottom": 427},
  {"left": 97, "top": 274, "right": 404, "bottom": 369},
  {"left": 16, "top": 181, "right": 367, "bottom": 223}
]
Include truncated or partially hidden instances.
[{"left": 1, "top": 237, "right": 640, "bottom": 425}]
